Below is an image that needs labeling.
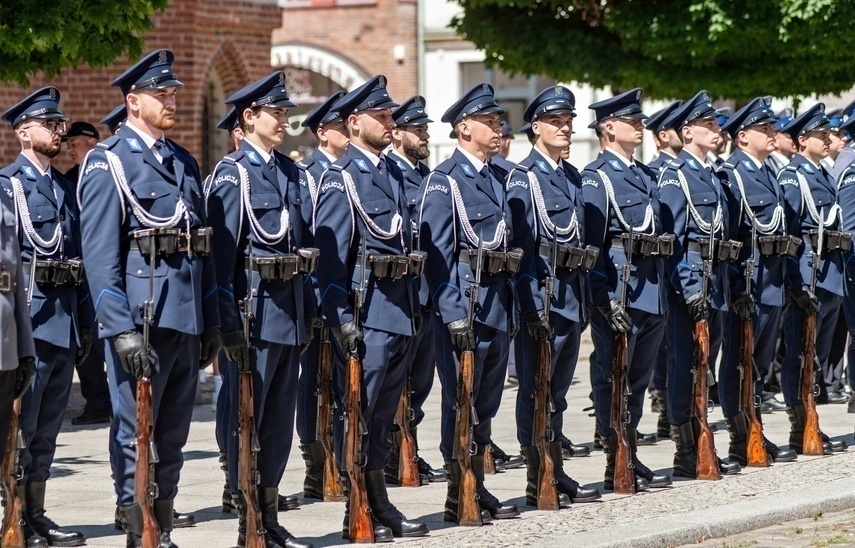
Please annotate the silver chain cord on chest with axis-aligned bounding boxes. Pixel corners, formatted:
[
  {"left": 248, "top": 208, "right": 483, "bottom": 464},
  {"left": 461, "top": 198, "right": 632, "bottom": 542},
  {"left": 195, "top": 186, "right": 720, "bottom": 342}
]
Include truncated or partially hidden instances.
[
  {"left": 797, "top": 171, "right": 841, "bottom": 228},
  {"left": 236, "top": 162, "right": 289, "bottom": 245},
  {"left": 675, "top": 169, "right": 723, "bottom": 234},
  {"left": 446, "top": 173, "right": 506, "bottom": 250},
  {"left": 597, "top": 169, "right": 655, "bottom": 234},
  {"left": 525, "top": 169, "right": 579, "bottom": 243},
  {"left": 105, "top": 150, "right": 188, "bottom": 229},
  {"left": 730, "top": 169, "right": 785, "bottom": 235},
  {"left": 342, "top": 169, "right": 403, "bottom": 241},
  {"left": 10, "top": 176, "right": 62, "bottom": 256}
]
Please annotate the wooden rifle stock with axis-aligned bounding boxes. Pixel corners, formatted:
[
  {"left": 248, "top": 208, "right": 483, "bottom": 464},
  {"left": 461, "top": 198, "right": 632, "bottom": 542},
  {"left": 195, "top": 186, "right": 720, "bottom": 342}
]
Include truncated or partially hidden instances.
[
  {"left": 135, "top": 379, "right": 161, "bottom": 548},
  {"left": 396, "top": 379, "right": 420, "bottom": 487},
  {"left": 343, "top": 355, "right": 373, "bottom": 543},
  {"left": 692, "top": 321, "right": 719, "bottom": 480},
  {"left": 800, "top": 313, "right": 824, "bottom": 455},
  {"left": 740, "top": 319, "right": 768, "bottom": 467},
  {"left": 316, "top": 333, "right": 345, "bottom": 501},
  {"left": 611, "top": 332, "right": 634, "bottom": 494},
  {"left": 1, "top": 398, "right": 25, "bottom": 547},
  {"left": 483, "top": 444, "right": 496, "bottom": 475},
  {"left": 238, "top": 367, "right": 265, "bottom": 548},
  {"left": 534, "top": 341, "right": 558, "bottom": 510},
  {"left": 454, "top": 349, "right": 481, "bottom": 526}
]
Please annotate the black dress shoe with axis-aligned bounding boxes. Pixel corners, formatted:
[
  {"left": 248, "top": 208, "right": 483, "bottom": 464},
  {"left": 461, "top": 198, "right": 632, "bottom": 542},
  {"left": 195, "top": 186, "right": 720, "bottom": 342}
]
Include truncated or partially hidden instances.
[
  {"left": 71, "top": 409, "right": 110, "bottom": 426},
  {"left": 828, "top": 391, "right": 849, "bottom": 404},
  {"left": 822, "top": 432, "right": 847, "bottom": 452},
  {"left": 506, "top": 375, "right": 519, "bottom": 387},
  {"left": 26, "top": 482, "right": 85, "bottom": 547},
  {"left": 417, "top": 457, "right": 446, "bottom": 482},
  {"left": 760, "top": 396, "right": 786, "bottom": 413},
  {"left": 764, "top": 438, "right": 797, "bottom": 463},
  {"left": 491, "top": 443, "right": 524, "bottom": 469},
  {"left": 636, "top": 431, "right": 657, "bottom": 446},
  {"left": 718, "top": 457, "right": 740, "bottom": 475},
  {"left": 560, "top": 434, "right": 591, "bottom": 458},
  {"left": 279, "top": 494, "right": 300, "bottom": 511},
  {"left": 173, "top": 509, "right": 195, "bottom": 528}
]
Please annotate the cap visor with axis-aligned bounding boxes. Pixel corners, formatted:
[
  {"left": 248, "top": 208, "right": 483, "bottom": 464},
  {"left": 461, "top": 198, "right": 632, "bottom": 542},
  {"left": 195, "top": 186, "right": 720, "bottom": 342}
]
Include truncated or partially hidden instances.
[
  {"left": 150, "top": 78, "right": 184, "bottom": 90},
  {"left": 397, "top": 115, "right": 433, "bottom": 126},
  {"left": 620, "top": 112, "right": 648, "bottom": 120},
  {"left": 364, "top": 98, "right": 400, "bottom": 111},
  {"left": 268, "top": 99, "right": 298, "bottom": 108},
  {"left": 536, "top": 107, "right": 577, "bottom": 119}
]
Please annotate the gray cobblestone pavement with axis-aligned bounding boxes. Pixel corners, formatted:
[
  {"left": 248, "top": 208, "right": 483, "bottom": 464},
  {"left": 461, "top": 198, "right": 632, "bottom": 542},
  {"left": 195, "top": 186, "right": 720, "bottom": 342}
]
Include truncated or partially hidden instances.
[{"left": 41, "top": 336, "right": 855, "bottom": 547}]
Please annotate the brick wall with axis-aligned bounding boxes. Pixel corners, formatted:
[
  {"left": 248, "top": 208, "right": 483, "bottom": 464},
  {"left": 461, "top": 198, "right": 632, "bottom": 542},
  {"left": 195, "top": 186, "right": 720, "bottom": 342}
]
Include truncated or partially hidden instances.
[
  {"left": 272, "top": 0, "right": 418, "bottom": 102},
  {"left": 0, "top": 0, "right": 281, "bottom": 173}
]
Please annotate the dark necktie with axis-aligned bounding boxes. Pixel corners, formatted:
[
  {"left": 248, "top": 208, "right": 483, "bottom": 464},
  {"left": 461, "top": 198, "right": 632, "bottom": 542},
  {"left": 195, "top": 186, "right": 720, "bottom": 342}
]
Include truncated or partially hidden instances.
[
  {"left": 556, "top": 166, "right": 566, "bottom": 180},
  {"left": 479, "top": 166, "right": 499, "bottom": 202},
  {"left": 153, "top": 139, "right": 174, "bottom": 172},
  {"left": 38, "top": 174, "right": 54, "bottom": 203}
]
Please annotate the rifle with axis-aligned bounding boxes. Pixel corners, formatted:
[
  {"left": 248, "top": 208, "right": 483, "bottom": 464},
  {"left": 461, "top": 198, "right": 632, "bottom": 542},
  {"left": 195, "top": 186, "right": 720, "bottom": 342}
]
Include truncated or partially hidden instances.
[
  {"left": 483, "top": 444, "right": 497, "bottom": 475},
  {"left": 136, "top": 239, "right": 161, "bottom": 547},
  {"left": 740, "top": 219, "right": 768, "bottom": 467},
  {"left": 396, "top": 219, "right": 420, "bottom": 487},
  {"left": 316, "top": 328, "right": 345, "bottom": 501},
  {"left": 693, "top": 223, "right": 719, "bottom": 480},
  {"left": 0, "top": 255, "right": 37, "bottom": 546},
  {"left": 238, "top": 243, "right": 265, "bottom": 548},
  {"left": 800, "top": 211, "right": 824, "bottom": 455},
  {"left": 343, "top": 234, "right": 373, "bottom": 543},
  {"left": 611, "top": 225, "right": 634, "bottom": 494},
  {"left": 533, "top": 235, "right": 559, "bottom": 509},
  {"left": 454, "top": 231, "right": 483, "bottom": 526}
]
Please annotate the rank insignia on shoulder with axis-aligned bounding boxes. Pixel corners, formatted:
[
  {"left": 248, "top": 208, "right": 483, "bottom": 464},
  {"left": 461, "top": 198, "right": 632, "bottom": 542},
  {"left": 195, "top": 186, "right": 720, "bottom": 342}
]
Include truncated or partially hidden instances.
[
  {"left": 741, "top": 160, "right": 755, "bottom": 172},
  {"left": 461, "top": 163, "right": 474, "bottom": 177},
  {"left": 686, "top": 158, "right": 697, "bottom": 170},
  {"left": 396, "top": 160, "right": 406, "bottom": 171},
  {"left": 801, "top": 163, "right": 814, "bottom": 174},
  {"left": 354, "top": 158, "right": 370, "bottom": 173},
  {"left": 246, "top": 151, "right": 261, "bottom": 165},
  {"left": 125, "top": 138, "right": 143, "bottom": 152},
  {"left": 319, "top": 160, "right": 330, "bottom": 170},
  {"left": 22, "top": 166, "right": 36, "bottom": 180},
  {"left": 608, "top": 160, "right": 623, "bottom": 172},
  {"left": 536, "top": 160, "right": 549, "bottom": 174}
]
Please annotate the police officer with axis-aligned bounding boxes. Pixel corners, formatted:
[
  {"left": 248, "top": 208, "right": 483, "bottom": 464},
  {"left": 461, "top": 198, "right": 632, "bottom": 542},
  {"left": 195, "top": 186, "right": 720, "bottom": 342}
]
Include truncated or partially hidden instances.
[
  {"left": 384, "top": 95, "right": 445, "bottom": 484},
  {"left": 78, "top": 50, "right": 222, "bottom": 547},
  {"left": 646, "top": 100, "right": 684, "bottom": 172},
  {"left": 417, "top": 83, "right": 520, "bottom": 524},
  {"left": 506, "top": 85, "right": 601, "bottom": 508},
  {"left": 657, "top": 91, "right": 740, "bottom": 478},
  {"left": 314, "top": 75, "right": 428, "bottom": 541},
  {"left": 0, "top": 86, "right": 93, "bottom": 547},
  {"left": 717, "top": 97, "right": 798, "bottom": 465},
  {"left": 778, "top": 103, "right": 847, "bottom": 454},
  {"left": 205, "top": 71, "right": 314, "bottom": 548},
  {"left": 830, "top": 100, "right": 855, "bottom": 181},
  {"left": 101, "top": 104, "right": 127, "bottom": 136},
  {"left": 643, "top": 99, "right": 683, "bottom": 439},
  {"left": 0, "top": 196, "right": 36, "bottom": 495},
  {"left": 581, "top": 88, "right": 671, "bottom": 492},
  {"left": 765, "top": 109, "right": 795, "bottom": 176},
  {"left": 492, "top": 121, "right": 517, "bottom": 175},
  {"left": 294, "top": 90, "right": 348, "bottom": 501}
]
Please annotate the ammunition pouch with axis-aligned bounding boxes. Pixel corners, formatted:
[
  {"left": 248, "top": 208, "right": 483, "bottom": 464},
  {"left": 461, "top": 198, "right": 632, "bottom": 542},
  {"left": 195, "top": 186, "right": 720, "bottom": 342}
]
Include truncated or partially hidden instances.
[
  {"left": 459, "top": 247, "right": 524, "bottom": 275},
  {"left": 744, "top": 234, "right": 802, "bottom": 257},
  {"left": 538, "top": 242, "right": 600, "bottom": 271},
  {"left": 130, "top": 227, "right": 212, "bottom": 257},
  {"left": 612, "top": 233, "right": 674, "bottom": 258},
  {"left": 408, "top": 250, "right": 427, "bottom": 278},
  {"left": 804, "top": 229, "right": 852, "bottom": 252},
  {"left": 24, "top": 259, "right": 86, "bottom": 286},
  {"left": 247, "top": 248, "right": 319, "bottom": 281},
  {"left": 688, "top": 238, "right": 743, "bottom": 262}
]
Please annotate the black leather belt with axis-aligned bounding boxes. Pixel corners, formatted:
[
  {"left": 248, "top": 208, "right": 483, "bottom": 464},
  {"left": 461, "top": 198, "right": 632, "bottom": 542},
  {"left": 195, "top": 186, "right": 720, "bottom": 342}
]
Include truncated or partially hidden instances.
[
  {"left": 458, "top": 248, "right": 523, "bottom": 275},
  {"left": 129, "top": 227, "right": 212, "bottom": 257},
  {"left": 610, "top": 233, "right": 675, "bottom": 258},
  {"left": 356, "top": 251, "right": 427, "bottom": 280},
  {"left": 741, "top": 234, "right": 802, "bottom": 257},
  {"left": 246, "top": 248, "right": 319, "bottom": 281},
  {"left": 686, "top": 238, "right": 743, "bottom": 262},
  {"left": 23, "top": 259, "right": 85, "bottom": 286},
  {"left": 537, "top": 242, "right": 599, "bottom": 271},
  {"left": 803, "top": 229, "right": 852, "bottom": 252},
  {"left": 0, "top": 270, "right": 11, "bottom": 292}
]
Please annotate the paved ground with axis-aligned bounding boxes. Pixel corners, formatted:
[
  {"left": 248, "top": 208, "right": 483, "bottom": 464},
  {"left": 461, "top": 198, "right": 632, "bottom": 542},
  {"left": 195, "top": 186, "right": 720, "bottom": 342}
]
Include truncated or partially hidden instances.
[
  {"left": 689, "top": 508, "right": 855, "bottom": 547},
  {"left": 33, "top": 334, "right": 855, "bottom": 547}
]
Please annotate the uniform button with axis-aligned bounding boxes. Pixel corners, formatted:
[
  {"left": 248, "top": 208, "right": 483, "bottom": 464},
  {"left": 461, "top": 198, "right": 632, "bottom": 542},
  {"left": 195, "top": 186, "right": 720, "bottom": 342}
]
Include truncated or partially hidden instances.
[
  {"left": 63, "top": 235, "right": 69, "bottom": 241},
  {"left": 760, "top": 200, "right": 764, "bottom": 205},
  {"left": 99, "top": 323, "right": 104, "bottom": 329},
  {"left": 151, "top": 192, "right": 156, "bottom": 197},
  {"left": 37, "top": 215, "right": 42, "bottom": 220},
  {"left": 703, "top": 198, "right": 708, "bottom": 203},
  {"left": 59, "top": 215, "right": 65, "bottom": 221},
  {"left": 137, "top": 270, "right": 143, "bottom": 275},
  {"left": 477, "top": 213, "right": 482, "bottom": 217},
  {"left": 555, "top": 203, "right": 560, "bottom": 207},
  {"left": 264, "top": 202, "right": 269, "bottom": 207},
  {"left": 180, "top": 192, "right": 184, "bottom": 198},
  {"left": 626, "top": 199, "right": 631, "bottom": 204},
  {"left": 374, "top": 207, "right": 379, "bottom": 212}
]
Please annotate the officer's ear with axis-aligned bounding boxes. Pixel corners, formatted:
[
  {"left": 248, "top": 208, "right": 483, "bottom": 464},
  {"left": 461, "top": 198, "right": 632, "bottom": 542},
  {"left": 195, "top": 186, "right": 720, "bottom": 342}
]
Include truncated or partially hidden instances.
[
  {"left": 457, "top": 120, "right": 471, "bottom": 137},
  {"left": 13, "top": 124, "right": 29, "bottom": 146},
  {"left": 347, "top": 113, "right": 360, "bottom": 137},
  {"left": 241, "top": 108, "right": 256, "bottom": 131},
  {"left": 797, "top": 133, "right": 809, "bottom": 150},
  {"left": 736, "top": 129, "right": 750, "bottom": 148},
  {"left": 126, "top": 93, "right": 142, "bottom": 116},
  {"left": 531, "top": 121, "right": 541, "bottom": 138}
]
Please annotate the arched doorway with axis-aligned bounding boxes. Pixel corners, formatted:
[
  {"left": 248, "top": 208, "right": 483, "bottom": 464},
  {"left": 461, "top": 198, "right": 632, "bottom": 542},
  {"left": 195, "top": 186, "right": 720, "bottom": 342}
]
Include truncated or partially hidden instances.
[{"left": 202, "top": 69, "right": 228, "bottom": 176}]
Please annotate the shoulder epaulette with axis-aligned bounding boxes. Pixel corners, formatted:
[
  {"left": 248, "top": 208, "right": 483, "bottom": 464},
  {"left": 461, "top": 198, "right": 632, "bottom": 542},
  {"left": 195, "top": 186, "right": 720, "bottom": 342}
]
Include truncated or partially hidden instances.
[
  {"left": 95, "top": 135, "right": 121, "bottom": 150},
  {"left": 433, "top": 158, "right": 455, "bottom": 175},
  {"left": 297, "top": 156, "right": 315, "bottom": 170},
  {"left": 667, "top": 157, "right": 685, "bottom": 170},
  {"left": 222, "top": 151, "right": 243, "bottom": 164},
  {"left": 784, "top": 164, "right": 799, "bottom": 172}
]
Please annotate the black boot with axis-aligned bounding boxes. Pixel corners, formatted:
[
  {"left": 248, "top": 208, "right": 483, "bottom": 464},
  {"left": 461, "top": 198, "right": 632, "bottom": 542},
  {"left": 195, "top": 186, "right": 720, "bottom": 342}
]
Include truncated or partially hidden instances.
[
  {"left": 822, "top": 431, "right": 847, "bottom": 453},
  {"left": 153, "top": 499, "right": 178, "bottom": 548},
  {"left": 787, "top": 403, "right": 833, "bottom": 455},
  {"left": 341, "top": 475, "right": 393, "bottom": 543},
  {"left": 364, "top": 469, "right": 428, "bottom": 537},
  {"left": 559, "top": 434, "right": 591, "bottom": 458},
  {"left": 656, "top": 395, "right": 670, "bottom": 439},
  {"left": 672, "top": 421, "right": 698, "bottom": 478},
  {"left": 520, "top": 445, "right": 571, "bottom": 508},
  {"left": 472, "top": 454, "right": 519, "bottom": 519},
  {"left": 726, "top": 413, "right": 749, "bottom": 467},
  {"left": 19, "top": 490, "right": 48, "bottom": 547},
  {"left": 756, "top": 412, "right": 796, "bottom": 463},
  {"left": 300, "top": 441, "right": 325, "bottom": 500},
  {"left": 602, "top": 433, "right": 647, "bottom": 491},
  {"left": 490, "top": 442, "right": 524, "bottom": 469},
  {"left": 123, "top": 503, "right": 149, "bottom": 548},
  {"left": 442, "top": 461, "right": 491, "bottom": 525},
  {"left": 220, "top": 452, "right": 235, "bottom": 513},
  {"left": 384, "top": 429, "right": 402, "bottom": 485},
  {"left": 626, "top": 428, "right": 671, "bottom": 488},
  {"left": 412, "top": 427, "right": 445, "bottom": 482},
  {"left": 548, "top": 441, "right": 600, "bottom": 502},
  {"left": 25, "top": 482, "right": 85, "bottom": 547},
  {"left": 259, "top": 487, "right": 314, "bottom": 548},
  {"left": 688, "top": 419, "right": 739, "bottom": 476}
]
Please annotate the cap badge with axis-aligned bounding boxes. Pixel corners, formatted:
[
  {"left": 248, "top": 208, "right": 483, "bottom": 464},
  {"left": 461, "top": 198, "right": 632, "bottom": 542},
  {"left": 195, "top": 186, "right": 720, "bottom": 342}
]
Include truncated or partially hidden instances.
[
  {"left": 49, "top": 88, "right": 57, "bottom": 100},
  {"left": 555, "top": 86, "right": 563, "bottom": 96},
  {"left": 158, "top": 50, "right": 168, "bottom": 63},
  {"left": 379, "top": 75, "right": 387, "bottom": 86}
]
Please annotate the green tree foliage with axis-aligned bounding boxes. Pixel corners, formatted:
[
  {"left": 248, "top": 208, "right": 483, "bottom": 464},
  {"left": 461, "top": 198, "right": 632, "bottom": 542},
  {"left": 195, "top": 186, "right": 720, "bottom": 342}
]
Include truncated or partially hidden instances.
[
  {"left": 452, "top": 0, "right": 855, "bottom": 101},
  {"left": 0, "top": 0, "right": 168, "bottom": 86}
]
